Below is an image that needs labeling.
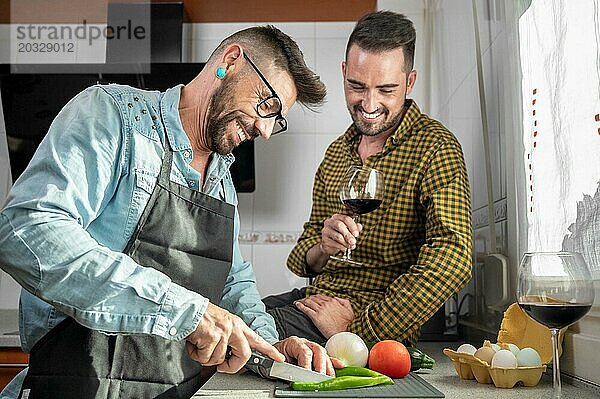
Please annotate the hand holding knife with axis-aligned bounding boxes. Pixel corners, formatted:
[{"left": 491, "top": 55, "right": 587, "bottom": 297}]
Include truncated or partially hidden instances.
[{"left": 243, "top": 351, "right": 334, "bottom": 383}]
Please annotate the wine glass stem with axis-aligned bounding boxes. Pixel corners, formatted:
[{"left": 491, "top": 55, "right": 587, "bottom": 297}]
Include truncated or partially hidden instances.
[
  {"left": 345, "top": 215, "right": 359, "bottom": 260},
  {"left": 551, "top": 328, "right": 562, "bottom": 399}
]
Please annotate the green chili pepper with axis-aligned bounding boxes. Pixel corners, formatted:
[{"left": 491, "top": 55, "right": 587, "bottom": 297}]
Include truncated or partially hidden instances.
[
  {"left": 290, "top": 375, "right": 394, "bottom": 391},
  {"left": 334, "top": 367, "right": 384, "bottom": 378}
]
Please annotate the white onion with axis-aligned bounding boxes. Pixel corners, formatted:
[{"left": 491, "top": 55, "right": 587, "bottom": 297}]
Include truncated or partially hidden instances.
[{"left": 324, "top": 332, "right": 369, "bottom": 367}]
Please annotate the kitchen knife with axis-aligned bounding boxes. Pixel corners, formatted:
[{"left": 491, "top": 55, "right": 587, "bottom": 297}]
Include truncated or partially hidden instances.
[{"left": 244, "top": 351, "right": 333, "bottom": 383}]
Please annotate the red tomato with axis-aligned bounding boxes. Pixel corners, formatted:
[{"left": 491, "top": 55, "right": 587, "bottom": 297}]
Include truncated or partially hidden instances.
[{"left": 368, "top": 340, "right": 411, "bottom": 378}]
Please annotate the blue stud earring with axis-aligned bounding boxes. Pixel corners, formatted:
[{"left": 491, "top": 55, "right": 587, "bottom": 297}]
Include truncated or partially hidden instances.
[{"left": 215, "top": 67, "right": 226, "bottom": 79}]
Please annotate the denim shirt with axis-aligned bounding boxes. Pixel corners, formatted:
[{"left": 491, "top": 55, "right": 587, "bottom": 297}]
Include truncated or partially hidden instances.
[{"left": 0, "top": 84, "right": 278, "bottom": 397}]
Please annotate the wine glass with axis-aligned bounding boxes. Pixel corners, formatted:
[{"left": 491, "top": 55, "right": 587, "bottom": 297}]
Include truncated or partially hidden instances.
[
  {"left": 330, "top": 165, "right": 384, "bottom": 265},
  {"left": 516, "top": 251, "right": 595, "bottom": 399}
]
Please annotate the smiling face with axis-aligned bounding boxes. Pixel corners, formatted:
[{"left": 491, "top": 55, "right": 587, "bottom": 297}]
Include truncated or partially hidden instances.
[
  {"left": 206, "top": 61, "right": 296, "bottom": 155},
  {"left": 342, "top": 44, "right": 416, "bottom": 138}
]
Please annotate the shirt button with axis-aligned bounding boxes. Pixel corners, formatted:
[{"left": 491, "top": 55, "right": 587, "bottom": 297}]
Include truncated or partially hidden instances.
[{"left": 169, "top": 327, "right": 177, "bottom": 336}]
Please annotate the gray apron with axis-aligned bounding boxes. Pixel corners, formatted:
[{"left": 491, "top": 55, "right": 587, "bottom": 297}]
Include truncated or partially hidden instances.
[{"left": 20, "top": 137, "right": 235, "bottom": 399}]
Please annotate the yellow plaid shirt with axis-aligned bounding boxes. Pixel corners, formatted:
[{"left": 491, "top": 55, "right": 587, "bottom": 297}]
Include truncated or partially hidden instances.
[{"left": 287, "top": 100, "right": 472, "bottom": 345}]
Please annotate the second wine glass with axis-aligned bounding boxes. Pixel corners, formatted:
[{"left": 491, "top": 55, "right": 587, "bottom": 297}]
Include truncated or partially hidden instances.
[
  {"left": 516, "top": 251, "right": 595, "bottom": 399},
  {"left": 330, "top": 165, "right": 384, "bottom": 265}
]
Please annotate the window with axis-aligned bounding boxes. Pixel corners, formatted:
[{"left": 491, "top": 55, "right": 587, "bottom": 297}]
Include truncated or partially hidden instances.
[{"left": 518, "top": 0, "right": 600, "bottom": 385}]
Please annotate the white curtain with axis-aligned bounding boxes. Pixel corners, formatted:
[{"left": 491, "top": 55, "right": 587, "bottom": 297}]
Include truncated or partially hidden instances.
[{"left": 519, "top": 0, "right": 600, "bottom": 280}]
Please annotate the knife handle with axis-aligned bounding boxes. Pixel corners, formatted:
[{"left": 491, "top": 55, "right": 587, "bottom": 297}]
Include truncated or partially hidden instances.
[{"left": 244, "top": 351, "right": 276, "bottom": 379}]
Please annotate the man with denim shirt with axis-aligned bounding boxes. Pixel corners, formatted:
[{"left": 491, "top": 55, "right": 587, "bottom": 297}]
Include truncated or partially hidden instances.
[{"left": 0, "top": 26, "right": 341, "bottom": 399}]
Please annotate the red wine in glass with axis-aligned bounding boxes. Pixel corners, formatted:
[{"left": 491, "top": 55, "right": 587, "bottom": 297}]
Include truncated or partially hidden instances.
[
  {"left": 342, "top": 198, "right": 382, "bottom": 215},
  {"left": 331, "top": 166, "right": 384, "bottom": 265},
  {"left": 518, "top": 302, "right": 592, "bottom": 330}
]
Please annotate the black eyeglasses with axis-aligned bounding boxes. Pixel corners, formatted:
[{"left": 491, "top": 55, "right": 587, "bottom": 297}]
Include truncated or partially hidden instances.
[{"left": 243, "top": 53, "right": 288, "bottom": 135}]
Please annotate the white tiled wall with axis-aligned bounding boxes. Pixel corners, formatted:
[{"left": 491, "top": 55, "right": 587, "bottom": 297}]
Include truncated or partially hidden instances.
[{"left": 253, "top": 244, "right": 304, "bottom": 297}]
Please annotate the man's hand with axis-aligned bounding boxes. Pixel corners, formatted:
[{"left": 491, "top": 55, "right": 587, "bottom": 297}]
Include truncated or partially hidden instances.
[
  {"left": 306, "top": 214, "right": 363, "bottom": 274},
  {"left": 186, "top": 302, "right": 285, "bottom": 373},
  {"left": 320, "top": 214, "right": 363, "bottom": 256},
  {"left": 273, "top": 336, "right": 345, "bottom": 376},
  {"left": 294, "top": 294, "right": 354, "bottom": 339}
]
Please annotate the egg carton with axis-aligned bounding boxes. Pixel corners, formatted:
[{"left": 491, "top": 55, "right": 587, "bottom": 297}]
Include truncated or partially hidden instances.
[
  {"left": 443, "top": 303, "right": 563, "bottom": 389},
  {"left": 442, "top": 348, "right": 546, "bottom": 388}
]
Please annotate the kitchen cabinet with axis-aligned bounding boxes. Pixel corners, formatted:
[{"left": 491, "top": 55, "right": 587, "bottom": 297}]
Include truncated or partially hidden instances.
[{"left": 0, "top": 347, "right": 28, "bottom": 391}]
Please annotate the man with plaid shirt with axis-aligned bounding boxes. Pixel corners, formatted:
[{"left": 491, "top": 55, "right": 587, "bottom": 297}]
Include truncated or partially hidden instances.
[{"left": 264, "top": 11, "right": 472, "bottom": 346}]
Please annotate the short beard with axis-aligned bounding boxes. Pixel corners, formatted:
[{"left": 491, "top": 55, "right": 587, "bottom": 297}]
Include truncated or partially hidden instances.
[
  {"left": 206, "top": 76, "right": 239, "bottom": 155},
  {"left": 349, "top": 105, "right": 405, "bottom": 137}
]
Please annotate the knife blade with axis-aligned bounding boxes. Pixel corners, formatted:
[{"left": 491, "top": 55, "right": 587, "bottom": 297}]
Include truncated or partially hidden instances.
[{"left": 244, "top": 351, "right": 333, "bottom": 383}]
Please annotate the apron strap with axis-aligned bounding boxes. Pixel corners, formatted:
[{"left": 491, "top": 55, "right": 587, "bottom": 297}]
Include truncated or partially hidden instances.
[{"left": 158, "top": 135, "right": 174, "bottom": 185}]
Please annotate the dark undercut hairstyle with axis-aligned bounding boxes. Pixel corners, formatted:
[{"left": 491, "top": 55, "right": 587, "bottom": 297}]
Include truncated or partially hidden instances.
[
  {"left": 346, "top": 11, "right": 416, "bottom": 72},
  {"left": 208, "top": 25, "right": 326, "bottom": 110}
]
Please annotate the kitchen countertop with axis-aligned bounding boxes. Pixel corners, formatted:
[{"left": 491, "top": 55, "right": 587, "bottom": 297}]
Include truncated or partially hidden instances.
[
  {"left": 0, "top": 309, "right": 21, "bottom": 347},
  {"left": 0, "top": 318, "right": 598, "bottom": 399},
  {"left": 194, "top": 342, "right": 600, "bottom": 399}
]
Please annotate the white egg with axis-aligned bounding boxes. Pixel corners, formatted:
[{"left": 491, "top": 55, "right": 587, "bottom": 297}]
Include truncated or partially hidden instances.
[
  {"left": 491, "top": 349, "right": 518, "bottom": 368},
  {"left": 490, "top": 343, "right": 501, "bottom": 352},
  {"left": 517, "top": 347, "right": 542, "bottom": 367},
  {"left": 457, "top": 343, "right": 477, "bottom": 355},
  {"left": 506, "top": 343, "right": 520, "bottom": 356}
]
